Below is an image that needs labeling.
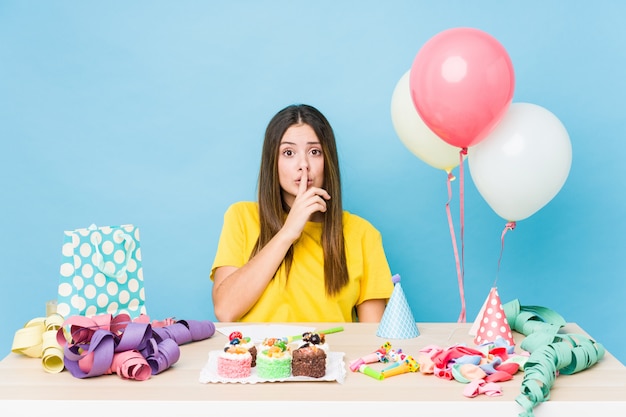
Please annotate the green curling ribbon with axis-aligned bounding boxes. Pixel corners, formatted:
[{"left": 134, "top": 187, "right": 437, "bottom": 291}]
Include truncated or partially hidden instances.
[
  {"left": 502, "top": 299, "right": 605, "bottom": 417},
  {"left": 503, "top": 299, "right": 566, "bottom": 337}
]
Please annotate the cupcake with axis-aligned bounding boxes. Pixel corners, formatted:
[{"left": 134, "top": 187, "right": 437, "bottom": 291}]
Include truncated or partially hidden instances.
[
  {"left": 292, "top": 346, "right": 326, "bottom": 378},
  {"left": 291, "top": 332, "right": 328, "bottom": 378},
  {"left": 256, "top": 338, "right": 292, "bottom": 379},
  {"left": 225, "top": 331, "right": 257, "bottom": 367},
  {"left": 217, "top": 345, "right": 252, "bottom": 379}
]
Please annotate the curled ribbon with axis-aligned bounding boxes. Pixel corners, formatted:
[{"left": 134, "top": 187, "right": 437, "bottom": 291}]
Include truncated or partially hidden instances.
[
  {"left": 502, "top": 299, "right": 605, "bottom": 417},
  {"left": 57, "top": 313, "right": 216, "bottom": 380},
  {"left": 11, "top": 313, "right": 65, "bottom": 373},
  {"left": 13, "top": 311, "right": 215, "bottom": 380}
]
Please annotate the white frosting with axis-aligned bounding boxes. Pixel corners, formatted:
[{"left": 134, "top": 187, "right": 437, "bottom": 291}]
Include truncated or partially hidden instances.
[
  {"left": 225, "top": 340, "right": 255, "bottom": 350},
  {"left": 220, "top": 350, "right": 252, "bottom": 360}
]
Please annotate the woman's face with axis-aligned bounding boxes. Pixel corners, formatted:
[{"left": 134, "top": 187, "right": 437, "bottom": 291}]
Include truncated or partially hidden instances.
[{"left": 278, "top": 123, "right": 325, "bottom": 207}]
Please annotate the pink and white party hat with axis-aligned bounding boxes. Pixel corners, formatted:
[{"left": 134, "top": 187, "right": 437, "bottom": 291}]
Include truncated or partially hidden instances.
[
  {"left": 471, "top": 287, "right": 515, "bottom": 346},
  {"left": 376, "top": 274, "right": 420, "bottom": 339}
]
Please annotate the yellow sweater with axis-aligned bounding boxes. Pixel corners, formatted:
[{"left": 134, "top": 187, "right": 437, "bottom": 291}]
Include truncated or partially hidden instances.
[{"left": 210, "top": 201, "right": 393, "bottom": 322}]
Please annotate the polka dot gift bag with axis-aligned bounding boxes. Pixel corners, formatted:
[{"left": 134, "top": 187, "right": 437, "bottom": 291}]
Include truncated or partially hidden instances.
[{"left": 56, "top": 224, "right": 147, "bottom": 319}]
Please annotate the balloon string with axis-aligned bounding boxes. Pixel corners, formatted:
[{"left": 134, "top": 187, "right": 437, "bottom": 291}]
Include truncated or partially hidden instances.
[
  {"left": 458, "top": 148, "right": 467, "bottom": 322},
  {"left": 495, "top": 221, "right": 516, "bottom": 287},
  {"left": 444, "top": 149, "right": 468, "bottom": 323},
  {"left": 445, "top": 171, "right": 465, "bottom": 323}
]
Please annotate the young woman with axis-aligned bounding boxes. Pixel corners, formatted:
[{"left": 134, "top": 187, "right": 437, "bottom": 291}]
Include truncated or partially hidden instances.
[{"left": 211, "top": 104, "right": 393, "bottom": 323}]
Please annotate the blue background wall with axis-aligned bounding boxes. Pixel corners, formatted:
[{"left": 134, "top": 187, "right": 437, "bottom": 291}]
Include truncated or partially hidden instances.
[{"left": 2, "top": 1, "right": 624, "bottom": 364}]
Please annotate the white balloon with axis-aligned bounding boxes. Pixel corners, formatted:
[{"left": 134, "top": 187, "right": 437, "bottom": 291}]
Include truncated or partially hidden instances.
[
  {"left": 468, "top": 102, "right": 572, "bottom": 221},
  {"left": 391, "top": 70, "right": 463, "bottom": 172}
]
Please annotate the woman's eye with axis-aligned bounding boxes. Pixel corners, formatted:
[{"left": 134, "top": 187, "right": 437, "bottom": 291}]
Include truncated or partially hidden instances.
[
  {"left": 311, "top": 149, "right": 322, "bottom": 156},
  {"left": 283, "top": 149, "right": 293, "bottom": 156}
]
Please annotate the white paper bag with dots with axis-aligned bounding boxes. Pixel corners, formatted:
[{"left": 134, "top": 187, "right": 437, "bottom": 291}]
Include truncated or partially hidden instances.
[{"left": 56, "top": 224, "right": 147, "bottom": 319}]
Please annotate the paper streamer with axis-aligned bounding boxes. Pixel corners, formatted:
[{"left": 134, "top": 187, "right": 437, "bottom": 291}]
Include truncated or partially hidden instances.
[
  {"left": 12, "top": 310, "right": 216, "bottom": 380},
  {"left": 11, "top": 313, "right": 65, "bottom": 373},
  {"left": 57, "top": 313, "right": 216, "bottom": 380},
  {"left": 503, "top": 299, "right": 566, "bottom": 337},
  {"left": 502, "top": 299, "right": 605, "bottom": 417}
]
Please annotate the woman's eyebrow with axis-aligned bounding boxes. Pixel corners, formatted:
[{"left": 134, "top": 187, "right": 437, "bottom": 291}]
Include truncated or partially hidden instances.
[{"left": 279, "top": 140, "right": 320, "bottom": 146}]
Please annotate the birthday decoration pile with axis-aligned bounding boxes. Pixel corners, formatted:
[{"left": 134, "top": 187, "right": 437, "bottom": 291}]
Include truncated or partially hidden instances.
[
  {"left": 417, "top": 333, "right": 524, "bottom": 398},
  {"left": 389, "top": 27, "right": 585, "bottom": 417},
  {"left": 502, "top": 300, "right": 605, "bottom": 417},
  {"left": 11, "top": 313, "right": 66, "bottom": 373},
  {"left": 417, "top": 298, "right": 605, "bottom": 415},
  {"left": 12, "top": 312, "right": 216, "bottom": 380}
]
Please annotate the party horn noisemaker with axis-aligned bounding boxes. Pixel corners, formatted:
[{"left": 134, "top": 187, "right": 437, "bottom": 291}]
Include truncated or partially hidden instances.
[
  {"left": 380, "top": 355, "right": 419, "bottom": 378},
  {"left": 349, "top": 342, "right": 391, "bottom": 372},
  {"left": 288, "top": 326, "right": 344, "bottom": 342},
  {"left": 359, "top": 364, "right": 384, "bottom": 380}
]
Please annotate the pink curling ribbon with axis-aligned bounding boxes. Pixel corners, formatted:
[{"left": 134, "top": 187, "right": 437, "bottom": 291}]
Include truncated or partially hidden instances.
[
  {"left": 56, "top": 313, "right": 215, "bottom": 380},
  {"left": 445, "top": 148, "right": 468, "bottom": 323},
  {"left": 457, "top": 148, "right": 467, "bottom": 323},
  {"left": 109, "top": 350, "right": 152, "bottom": 381}
]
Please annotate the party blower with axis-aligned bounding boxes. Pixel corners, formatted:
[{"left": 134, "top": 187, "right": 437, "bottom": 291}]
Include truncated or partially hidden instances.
[
  {"left": 380, "top": 355, "right": 419, "bottom": 378},
  {"left": 349, "top": 342, "right": 391, "bottom": 372}
]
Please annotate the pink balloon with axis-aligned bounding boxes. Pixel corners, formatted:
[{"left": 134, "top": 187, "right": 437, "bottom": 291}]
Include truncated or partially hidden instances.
[{"left": 409, "top": 28, "right": 515, "bottom": 149}]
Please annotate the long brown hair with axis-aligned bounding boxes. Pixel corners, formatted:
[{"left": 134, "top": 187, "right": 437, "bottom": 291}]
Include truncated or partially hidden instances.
[{"left": 251, "top": 104, "right": 349, "bottom": 296}]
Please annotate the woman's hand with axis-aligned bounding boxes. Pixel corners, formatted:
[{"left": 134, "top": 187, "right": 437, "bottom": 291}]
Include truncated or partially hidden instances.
[{"left": 281, "top": 169, "right": 330, "bottom": 240}]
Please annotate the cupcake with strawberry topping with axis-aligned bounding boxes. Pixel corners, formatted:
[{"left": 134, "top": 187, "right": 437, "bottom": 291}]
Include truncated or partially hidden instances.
[{"left": 225, "top": 331, "right": 257, "bottom": 367}]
